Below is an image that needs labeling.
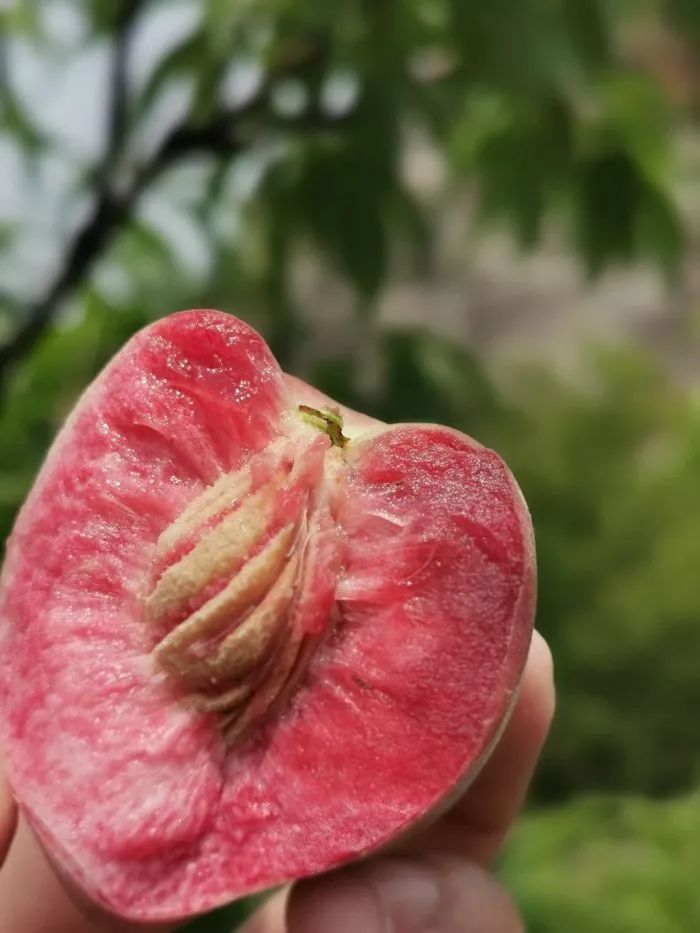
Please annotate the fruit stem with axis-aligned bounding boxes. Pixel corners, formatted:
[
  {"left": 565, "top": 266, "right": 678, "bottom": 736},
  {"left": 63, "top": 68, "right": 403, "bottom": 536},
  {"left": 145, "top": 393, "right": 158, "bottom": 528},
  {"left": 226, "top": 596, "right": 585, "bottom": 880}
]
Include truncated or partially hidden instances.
[{"left": 298, "top": 405, "right": 349, "bottom": 448}]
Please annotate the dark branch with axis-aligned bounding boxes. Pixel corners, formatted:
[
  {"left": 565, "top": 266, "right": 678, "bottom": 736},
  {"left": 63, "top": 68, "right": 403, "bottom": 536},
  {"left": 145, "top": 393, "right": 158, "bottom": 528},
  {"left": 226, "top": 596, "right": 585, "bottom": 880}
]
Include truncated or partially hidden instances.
[
  {"left": 0, "top": 119, "right": 244, "bottom": 388},
  {"left": 0, "top": 0, "right": 144, "bottom": 391},
  {"left": 0, "top": 35, "right": 346, "bottom": 394},
  {"left": 102, "top": 0, "right": 141, "bottom": 181}
]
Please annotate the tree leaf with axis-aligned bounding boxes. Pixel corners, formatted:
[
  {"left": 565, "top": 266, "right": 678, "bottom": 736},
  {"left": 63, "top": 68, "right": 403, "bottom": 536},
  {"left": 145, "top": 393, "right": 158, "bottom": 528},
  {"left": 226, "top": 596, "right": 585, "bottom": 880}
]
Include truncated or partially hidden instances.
[
  {"left": 134, "top": 31, "right": 204, "bottom": 122},
  {"left": 472, "top": 96, "right": 574, "bottom": 249},
  {"left": 0, "top": 0, "right": 42, "bottom": 38},
  {"left": 294, "top": 84, "right": 399, "bottom": 299},
  {"left": 665, "top": 0, "right": 700, "bottom": 41},
  {"left": 299, "top": 143, "right": 387, "bottom": 299},
  {"left": 637, "top": 181, "right": 685, "bottom": 281},
  {"left": 0, "top": 85, "right": 48, "bottom": 156},
  {"left": 572, "top": 149, "right": 641, "bottom": 276},
  {"left": 564, "top": 0, "right": 611, "bottom": 68}
]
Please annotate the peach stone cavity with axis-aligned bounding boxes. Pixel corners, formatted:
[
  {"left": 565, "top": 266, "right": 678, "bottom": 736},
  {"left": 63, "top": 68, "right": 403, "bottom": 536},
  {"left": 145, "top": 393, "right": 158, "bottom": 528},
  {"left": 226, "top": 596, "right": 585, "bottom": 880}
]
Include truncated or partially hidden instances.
[{"left": 146, "top": 406, "right": 348, "bottom": 740}]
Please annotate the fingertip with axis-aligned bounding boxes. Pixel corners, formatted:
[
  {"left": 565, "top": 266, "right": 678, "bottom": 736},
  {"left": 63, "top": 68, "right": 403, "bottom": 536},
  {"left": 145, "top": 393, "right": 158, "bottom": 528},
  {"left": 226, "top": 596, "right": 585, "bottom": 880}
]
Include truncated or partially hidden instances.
[
  {"left": 527, "top": 630, "right": 555, "bottom": 703},
  {"left": 518, "top": 629, "right": 555, "bottom": 740}
]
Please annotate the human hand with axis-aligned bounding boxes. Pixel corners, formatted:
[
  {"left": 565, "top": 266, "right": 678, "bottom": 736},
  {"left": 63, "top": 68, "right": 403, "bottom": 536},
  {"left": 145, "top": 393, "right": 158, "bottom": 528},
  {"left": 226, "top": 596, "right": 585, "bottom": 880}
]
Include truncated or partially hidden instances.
[{"left": 0, "top": 632, "right": 553, "bottom": 933}]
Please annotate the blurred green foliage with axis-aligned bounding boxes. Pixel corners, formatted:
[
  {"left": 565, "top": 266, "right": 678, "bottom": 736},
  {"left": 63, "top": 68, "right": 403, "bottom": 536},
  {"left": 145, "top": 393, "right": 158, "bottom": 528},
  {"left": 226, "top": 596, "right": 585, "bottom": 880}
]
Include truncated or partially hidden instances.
[
  {"left": 502, "top": 791, "right": 700, "bottom": 932},
  {"left": 181, "top": 894, "right": 261, "bottom": 933},
  {"left": 2, "top": 0, "right": 700, "bottom": 930},
  {"left": 0, "top": 0, "right": 691, "bottom": 361}
]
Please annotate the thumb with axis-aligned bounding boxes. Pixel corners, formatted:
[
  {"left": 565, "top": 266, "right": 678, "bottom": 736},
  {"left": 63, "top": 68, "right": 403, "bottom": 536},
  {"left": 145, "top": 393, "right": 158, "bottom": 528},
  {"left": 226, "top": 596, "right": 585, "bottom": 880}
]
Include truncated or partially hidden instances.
[{"left": 244, "top": 856, "right": 523, "bottom": 933}]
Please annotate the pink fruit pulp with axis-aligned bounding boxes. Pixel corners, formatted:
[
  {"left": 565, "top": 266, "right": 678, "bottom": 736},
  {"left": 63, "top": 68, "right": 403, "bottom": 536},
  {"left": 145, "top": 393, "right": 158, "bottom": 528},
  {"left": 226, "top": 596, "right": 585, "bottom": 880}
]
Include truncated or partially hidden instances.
[{"left": 0, "top": 311, "right": 535, "bottom": 923}]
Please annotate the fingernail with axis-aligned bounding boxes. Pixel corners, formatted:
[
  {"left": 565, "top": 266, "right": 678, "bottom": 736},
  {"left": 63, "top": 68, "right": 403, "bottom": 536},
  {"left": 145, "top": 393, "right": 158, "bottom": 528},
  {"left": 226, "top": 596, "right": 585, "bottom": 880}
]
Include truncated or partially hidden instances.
[{"left": 370, "top": 858, "right": 441, "bottom": 932}]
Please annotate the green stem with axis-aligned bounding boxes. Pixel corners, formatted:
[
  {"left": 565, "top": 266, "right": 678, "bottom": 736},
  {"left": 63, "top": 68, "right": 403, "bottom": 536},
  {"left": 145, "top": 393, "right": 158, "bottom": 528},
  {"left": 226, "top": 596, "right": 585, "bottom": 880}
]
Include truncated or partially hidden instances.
[{"left": 298, "top": 405, "right": 349, "bottom": 448}]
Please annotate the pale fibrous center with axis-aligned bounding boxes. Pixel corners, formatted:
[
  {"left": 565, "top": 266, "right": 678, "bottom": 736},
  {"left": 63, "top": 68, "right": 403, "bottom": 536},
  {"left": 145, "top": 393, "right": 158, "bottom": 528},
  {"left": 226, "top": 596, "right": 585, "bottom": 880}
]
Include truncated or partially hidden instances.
[{"left": 146, "top": 406, "right": 346, "bottom": 739}]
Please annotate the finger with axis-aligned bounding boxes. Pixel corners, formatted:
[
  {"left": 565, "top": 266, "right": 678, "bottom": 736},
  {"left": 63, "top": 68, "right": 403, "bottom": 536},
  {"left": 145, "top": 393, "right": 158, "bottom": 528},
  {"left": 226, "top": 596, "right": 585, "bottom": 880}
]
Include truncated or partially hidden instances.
[
  {"left": 0, "top": 768, "right": 17, "bottom": 869},
  {"left": 0, "top": 815, "right": 144, "bottom": 933},
  {"left": 283, "top": 856, "right": 522, "bottom": 933},
  {"left": 399, "top": 629, "right": 555, "bottom": 865}
]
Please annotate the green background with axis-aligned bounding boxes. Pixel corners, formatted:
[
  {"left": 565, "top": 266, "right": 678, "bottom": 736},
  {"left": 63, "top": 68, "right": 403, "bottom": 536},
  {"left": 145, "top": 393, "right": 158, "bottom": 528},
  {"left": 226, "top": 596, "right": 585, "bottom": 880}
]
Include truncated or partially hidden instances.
[{"left": 2, "top": 1, "right": 700, "bottom": 929}]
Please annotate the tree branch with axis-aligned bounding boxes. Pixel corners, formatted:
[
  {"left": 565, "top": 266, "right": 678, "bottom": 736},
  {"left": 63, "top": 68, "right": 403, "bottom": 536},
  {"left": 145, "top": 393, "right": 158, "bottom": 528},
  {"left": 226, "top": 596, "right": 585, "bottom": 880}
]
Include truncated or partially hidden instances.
[
  {"left": 0, "top": 34, "right": 345, "bottom": 394},
  {"left": 0, "top": 116, "right": 241, "bottom": 390},
  {"left": 0, "top": 0, "right": 143, "bottom": 392},
  {"left": 102, "top": 0, "right": 141, "bottom": 181}
]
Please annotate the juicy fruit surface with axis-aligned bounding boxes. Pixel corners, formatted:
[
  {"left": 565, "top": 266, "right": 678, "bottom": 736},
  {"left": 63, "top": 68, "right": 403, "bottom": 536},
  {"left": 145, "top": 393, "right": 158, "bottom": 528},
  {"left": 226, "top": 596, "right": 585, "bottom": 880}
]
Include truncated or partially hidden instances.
[{"left": 0, "top": 311, "right": 535, "bottom": 922}]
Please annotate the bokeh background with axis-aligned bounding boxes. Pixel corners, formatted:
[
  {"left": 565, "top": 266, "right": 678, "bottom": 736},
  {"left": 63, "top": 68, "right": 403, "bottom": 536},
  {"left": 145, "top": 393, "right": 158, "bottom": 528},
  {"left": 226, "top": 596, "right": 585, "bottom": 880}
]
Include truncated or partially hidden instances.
[{"left": 2, "top": 1, "right": 700, "bottom": 930}]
